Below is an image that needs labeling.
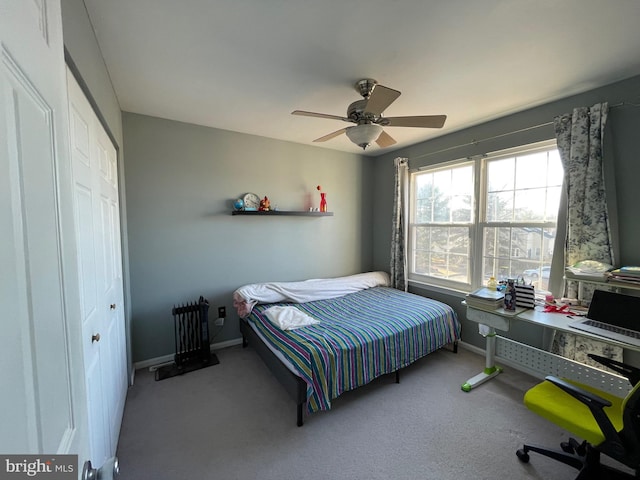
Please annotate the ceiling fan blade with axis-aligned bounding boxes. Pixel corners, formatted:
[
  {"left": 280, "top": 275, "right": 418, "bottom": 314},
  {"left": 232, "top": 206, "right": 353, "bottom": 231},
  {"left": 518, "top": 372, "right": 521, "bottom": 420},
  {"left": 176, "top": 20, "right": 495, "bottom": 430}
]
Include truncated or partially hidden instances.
[
  {"left": 364, "top": 85, "right": 401, "bottom": 116},
  {"left": 292, "top": 110, "right": 351, "bottom": 122},
  {"left": 375, "top": 130, "right": 397, "bottom": 148},
  {"left": 384, "top": 115, "right": 447, "bottom": 128},
  {"left": 313, "top": 128, "right": 348, "bottom": 142}
]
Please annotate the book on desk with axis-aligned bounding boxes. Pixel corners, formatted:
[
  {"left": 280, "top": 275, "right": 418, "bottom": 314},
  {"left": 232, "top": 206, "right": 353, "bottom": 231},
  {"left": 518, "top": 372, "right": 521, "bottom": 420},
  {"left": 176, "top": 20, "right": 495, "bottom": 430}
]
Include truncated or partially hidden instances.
[{"left": 465, "top": 287, "right": 504, "bottom": 311}]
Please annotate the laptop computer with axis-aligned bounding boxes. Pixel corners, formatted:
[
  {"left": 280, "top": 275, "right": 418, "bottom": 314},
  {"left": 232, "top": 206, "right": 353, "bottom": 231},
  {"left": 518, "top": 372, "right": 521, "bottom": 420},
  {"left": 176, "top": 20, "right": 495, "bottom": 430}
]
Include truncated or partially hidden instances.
[{"left": 569, "top": 289, "right": 640, "bottom": 347}]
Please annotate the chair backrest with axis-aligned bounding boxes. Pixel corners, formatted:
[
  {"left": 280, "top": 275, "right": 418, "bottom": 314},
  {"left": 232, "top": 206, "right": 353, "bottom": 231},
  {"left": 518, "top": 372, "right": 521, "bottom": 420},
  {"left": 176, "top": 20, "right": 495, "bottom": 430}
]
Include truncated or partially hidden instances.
[{"left": 611, "top": 380, "right": 640, "bottom": 468}]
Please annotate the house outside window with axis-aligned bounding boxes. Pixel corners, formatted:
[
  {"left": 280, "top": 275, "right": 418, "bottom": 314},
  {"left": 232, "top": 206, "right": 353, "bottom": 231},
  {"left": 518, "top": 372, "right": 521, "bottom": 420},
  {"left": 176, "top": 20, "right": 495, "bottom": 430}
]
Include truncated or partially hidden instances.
[{"left": 408, "top": 140, "right": 563, "bottom": 293}]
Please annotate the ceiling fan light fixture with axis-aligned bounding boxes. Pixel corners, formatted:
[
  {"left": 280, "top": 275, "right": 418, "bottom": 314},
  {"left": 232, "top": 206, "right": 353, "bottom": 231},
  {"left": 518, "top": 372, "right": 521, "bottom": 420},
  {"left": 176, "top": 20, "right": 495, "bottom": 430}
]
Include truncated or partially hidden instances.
[{"left": 345, "top": 124, "right": 383, "bottom": 150}]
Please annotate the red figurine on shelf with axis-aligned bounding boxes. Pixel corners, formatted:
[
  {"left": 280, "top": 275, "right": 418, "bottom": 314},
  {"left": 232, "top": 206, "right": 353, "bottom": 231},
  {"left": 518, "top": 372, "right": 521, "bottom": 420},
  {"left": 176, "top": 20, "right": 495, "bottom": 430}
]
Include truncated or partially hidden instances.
[
  {"left": 259, "top": 196, "right": 270, "bottom": 211},
  {"left": 317, "top": 185, "right": 327, "bottom": 212}
]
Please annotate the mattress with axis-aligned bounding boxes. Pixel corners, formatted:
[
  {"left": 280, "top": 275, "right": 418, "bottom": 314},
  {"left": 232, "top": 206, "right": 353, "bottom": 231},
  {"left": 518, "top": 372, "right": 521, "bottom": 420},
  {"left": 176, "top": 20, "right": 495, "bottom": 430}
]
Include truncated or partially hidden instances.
[{"left": 246, "top": 286, "right": 461, "bottom": 413}]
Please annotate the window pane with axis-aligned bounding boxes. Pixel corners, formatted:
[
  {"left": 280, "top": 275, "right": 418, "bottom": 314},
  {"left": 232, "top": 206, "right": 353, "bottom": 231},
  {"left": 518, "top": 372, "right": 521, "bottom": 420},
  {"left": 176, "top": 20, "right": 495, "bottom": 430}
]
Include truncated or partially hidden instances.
[
  {"left": 415, "top": 174, "right": 434, "bottom": 223},
  {"left": 496, "top": 227, "right": 511, "bottom": 257},
  {"left": 487, "top": 191, "right": 513, "bottom": 222},
  {"left": 411, "top": 225, "right": 470, "bottom": 284},
  {"left": 484, "top": 226, "right": 557, "bottom": 291},
  {"left": 514, "top": 188, "right": 546, "bottom": 221},
  {"left": 415, "top": 165, "right": 473, "bottom": 225},
  {"left": 450, "top": 227, "right": 469, "bottom": 253},
  {"left": 541, "top": 228, "right": 557, "bottom": 265},
  {"left": 451, "top": 166, "right": 473, "bottom": 222},
  {"left": 515, "top": 151, "right": 548, "bottom": 189},
  {"left": 431, "top": 227, "right": 449, "bottom": 252},
  {"left": 488, "top": 158, "right": 514, "bottom": 191},
  {"left": 482, "top": 227, "right": 539, "bottom": 281},
  {"left": 546, "top": 186, "right": 561, "bottom": 222},
  {"left": 448, "top": 254, "right": 469, "bottom": 282},
  {"left": 413, "top": 226, "right": 430, "bottom": 274},
  {"left": 487, "top": 149, "right": 564, "bottom": 224},
  {"left": 416, "top": 198, "right": 432, "bottom": 223},
  {"left": 548, "top": 150, "right": 563, "bottom": 184}
]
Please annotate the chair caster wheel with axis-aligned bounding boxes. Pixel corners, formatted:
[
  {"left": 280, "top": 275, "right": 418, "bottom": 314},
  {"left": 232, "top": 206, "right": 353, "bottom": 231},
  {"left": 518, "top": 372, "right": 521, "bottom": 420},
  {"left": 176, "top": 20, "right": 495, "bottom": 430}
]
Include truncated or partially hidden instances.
[{"left": 516, "top": 449, "right": 530, "bottom": 463}]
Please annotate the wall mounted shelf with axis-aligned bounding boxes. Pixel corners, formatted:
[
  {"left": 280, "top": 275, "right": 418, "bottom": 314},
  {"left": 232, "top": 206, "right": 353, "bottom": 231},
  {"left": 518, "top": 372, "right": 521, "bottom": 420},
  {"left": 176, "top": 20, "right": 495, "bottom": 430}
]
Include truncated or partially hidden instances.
[{"left": 232, "top": 210, "right": 333, "bottom": 217}]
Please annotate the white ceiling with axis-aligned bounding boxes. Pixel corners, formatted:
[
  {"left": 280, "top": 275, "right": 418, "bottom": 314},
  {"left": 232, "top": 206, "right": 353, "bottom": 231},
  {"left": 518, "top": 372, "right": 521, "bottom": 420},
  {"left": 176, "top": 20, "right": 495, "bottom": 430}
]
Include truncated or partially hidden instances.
[{"left": 83, "top": 0, "right": 640, "bottom": 156}]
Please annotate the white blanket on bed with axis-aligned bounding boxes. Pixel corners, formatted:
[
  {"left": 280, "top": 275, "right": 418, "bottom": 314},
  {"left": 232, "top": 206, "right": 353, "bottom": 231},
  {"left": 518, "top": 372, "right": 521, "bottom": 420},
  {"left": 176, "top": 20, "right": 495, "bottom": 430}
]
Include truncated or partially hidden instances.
[{"left": 233, "top": 271, "right": 390, "bottom": 318}]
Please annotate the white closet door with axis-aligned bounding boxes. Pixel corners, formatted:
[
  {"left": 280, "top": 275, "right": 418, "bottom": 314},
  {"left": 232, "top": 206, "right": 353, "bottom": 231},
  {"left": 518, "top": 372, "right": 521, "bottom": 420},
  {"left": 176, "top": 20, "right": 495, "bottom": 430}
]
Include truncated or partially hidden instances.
[
  {"left": 0, "top": 0, "right": 90, "bottom": 463},
  {"left": 67, "top": 68, "right": 127, "bottom": 467}
]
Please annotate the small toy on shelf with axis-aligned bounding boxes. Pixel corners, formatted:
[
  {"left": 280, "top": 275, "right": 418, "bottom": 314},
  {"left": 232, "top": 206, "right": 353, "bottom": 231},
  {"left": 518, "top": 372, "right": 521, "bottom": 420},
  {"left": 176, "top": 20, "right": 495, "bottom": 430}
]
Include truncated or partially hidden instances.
[{"left": 259, "top": 196, "right": 270, "bottom": 211}]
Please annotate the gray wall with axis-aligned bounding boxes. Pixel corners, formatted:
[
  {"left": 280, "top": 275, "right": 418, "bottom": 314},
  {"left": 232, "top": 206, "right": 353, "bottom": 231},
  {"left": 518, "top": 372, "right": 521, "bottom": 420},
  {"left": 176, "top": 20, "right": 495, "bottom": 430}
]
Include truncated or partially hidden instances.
[
  {"left": 61, "top": 0, "right": 122, "bottom": 144},
  {"left": 372, "top": 75, "right": 640, "bottom": 350},
  {"left": 123, "top": 113, "right": 372, "bottom": 362}
]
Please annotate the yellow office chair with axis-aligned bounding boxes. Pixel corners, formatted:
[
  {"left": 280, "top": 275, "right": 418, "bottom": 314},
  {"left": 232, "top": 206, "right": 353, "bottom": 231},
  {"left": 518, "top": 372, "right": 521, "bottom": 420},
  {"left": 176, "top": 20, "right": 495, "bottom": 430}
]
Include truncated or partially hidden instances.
[{"left": 517, "top": 354, "right": 640, "bottom": 479}]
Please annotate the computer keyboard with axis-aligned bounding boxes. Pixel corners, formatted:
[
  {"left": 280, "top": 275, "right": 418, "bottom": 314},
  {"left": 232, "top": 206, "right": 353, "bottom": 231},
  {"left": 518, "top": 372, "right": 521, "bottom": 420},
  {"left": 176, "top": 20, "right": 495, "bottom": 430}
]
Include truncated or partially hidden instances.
[{"left": 583, "top": 320, "right": 640, "bottom": 340}]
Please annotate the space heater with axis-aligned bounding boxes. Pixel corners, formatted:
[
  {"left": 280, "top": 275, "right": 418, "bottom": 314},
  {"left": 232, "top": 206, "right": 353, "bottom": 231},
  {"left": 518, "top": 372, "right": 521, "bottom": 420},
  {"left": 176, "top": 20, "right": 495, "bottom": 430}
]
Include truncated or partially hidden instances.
[{"left": 155, "top": 296, "right": 219, "bottom": 380}]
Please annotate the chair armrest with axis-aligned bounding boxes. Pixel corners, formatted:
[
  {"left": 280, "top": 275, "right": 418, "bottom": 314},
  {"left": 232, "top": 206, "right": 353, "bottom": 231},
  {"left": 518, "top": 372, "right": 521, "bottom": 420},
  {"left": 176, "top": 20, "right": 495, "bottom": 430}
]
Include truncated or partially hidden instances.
[
  {"left": 544, "top": 376, "right": 612, "bottom": 409},
  {"left": 544, "top": 376, "right": 623, "bottom": 450},
  {"left": 588, "top": 354, "right": 640, "bottom": 386}
]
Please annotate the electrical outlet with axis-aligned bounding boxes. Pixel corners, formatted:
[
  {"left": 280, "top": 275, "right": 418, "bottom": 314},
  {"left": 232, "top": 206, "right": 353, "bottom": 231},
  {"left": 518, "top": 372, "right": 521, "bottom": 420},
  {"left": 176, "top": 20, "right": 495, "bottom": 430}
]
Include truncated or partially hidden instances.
[{"left": 218, "top": 306, "right": 226, "bottom": 318}]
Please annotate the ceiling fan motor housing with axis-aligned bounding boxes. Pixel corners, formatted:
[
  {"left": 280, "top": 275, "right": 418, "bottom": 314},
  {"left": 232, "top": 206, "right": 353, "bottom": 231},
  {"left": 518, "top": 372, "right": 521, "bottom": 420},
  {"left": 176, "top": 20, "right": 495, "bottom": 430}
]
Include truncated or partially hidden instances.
[{"left": 348, "top": 99, "right": 376, "bottom": 123}]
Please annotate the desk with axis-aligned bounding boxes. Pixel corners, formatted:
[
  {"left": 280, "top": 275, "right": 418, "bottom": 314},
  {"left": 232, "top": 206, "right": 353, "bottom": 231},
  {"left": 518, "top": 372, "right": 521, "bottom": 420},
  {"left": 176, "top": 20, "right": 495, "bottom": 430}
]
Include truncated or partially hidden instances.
[{"left": 461, "top": 304, "right": 638, "bottom": 394}]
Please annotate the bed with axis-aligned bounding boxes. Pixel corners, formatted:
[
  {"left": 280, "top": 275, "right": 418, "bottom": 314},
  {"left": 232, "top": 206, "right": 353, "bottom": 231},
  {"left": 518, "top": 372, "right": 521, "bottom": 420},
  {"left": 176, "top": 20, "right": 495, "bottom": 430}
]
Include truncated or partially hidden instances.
[{"left": 234, "top": 272, "right": 461, "bottom": 426}]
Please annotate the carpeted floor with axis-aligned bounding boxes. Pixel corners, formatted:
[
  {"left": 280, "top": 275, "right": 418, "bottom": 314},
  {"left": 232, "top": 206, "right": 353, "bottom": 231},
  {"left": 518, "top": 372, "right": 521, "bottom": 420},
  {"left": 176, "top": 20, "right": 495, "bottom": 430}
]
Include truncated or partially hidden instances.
[{"left": 116, "top": 344, "right": 594, "bottom": 479}]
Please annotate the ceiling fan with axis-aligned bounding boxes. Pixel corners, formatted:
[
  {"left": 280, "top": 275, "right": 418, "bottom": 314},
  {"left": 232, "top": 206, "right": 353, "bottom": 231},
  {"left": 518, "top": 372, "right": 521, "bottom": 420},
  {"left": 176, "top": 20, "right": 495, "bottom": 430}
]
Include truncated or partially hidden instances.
[{"left": 292, "top": 78, "right": 446, "bottom": 150}]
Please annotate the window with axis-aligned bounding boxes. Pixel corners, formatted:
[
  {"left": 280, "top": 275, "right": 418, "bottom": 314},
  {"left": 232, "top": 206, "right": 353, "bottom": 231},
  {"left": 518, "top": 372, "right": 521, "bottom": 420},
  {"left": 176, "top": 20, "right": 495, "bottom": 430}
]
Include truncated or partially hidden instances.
[{"left": 408, "top": 141, "right": 563, "bottom": 293}]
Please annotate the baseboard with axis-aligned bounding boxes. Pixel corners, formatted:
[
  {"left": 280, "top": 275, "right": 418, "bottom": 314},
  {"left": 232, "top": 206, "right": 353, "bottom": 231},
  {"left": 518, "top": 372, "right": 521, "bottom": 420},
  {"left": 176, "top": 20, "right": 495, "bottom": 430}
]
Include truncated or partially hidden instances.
[
  {"left": 134, "top": 337, "right": 243, "bottom": 371},
  {"left": 458, "top": 340, "right": 484, "bottom": 356}
]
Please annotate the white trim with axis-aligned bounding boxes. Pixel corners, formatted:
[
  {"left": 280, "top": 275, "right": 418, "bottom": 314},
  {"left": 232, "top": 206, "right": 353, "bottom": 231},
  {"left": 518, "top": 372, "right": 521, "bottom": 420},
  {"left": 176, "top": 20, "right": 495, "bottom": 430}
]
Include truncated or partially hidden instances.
[
  {"left": 56, "top": 427, "right": 75, "bottom": 455},
  {"left": 134, "top": 338, "right": 244, "bottom": 371},
  {"left": 482, "top": 138, "right": 557, "bottom": 163}
]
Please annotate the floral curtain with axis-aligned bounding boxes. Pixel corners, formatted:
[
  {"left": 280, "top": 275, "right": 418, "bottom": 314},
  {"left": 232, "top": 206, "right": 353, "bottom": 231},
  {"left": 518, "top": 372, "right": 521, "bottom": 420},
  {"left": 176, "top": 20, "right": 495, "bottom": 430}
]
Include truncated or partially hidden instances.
[
  {"left": 551, "top": 102, "right": 622, "bottom": 366},
  {"left": 554, "top": 102, "right": 614, "bottom": 295},
  {"left": 390, "top": 157, "right": 409, "bottom": 291}
]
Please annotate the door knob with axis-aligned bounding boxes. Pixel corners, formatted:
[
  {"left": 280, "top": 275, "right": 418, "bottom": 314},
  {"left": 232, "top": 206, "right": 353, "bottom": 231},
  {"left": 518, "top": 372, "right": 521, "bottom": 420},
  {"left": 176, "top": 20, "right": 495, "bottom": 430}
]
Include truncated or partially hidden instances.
[
  {"left": 110, "top": 303, "right": 116, "bottom": 309},
  {"left": 83, "top": 457, "right": 119, "bottom": 480},
  {"left": 91, "top": 333, "right": 101, "bottom": 343},
  {"left": 82, "top": 460, "right": 97, "bottom": 480}
]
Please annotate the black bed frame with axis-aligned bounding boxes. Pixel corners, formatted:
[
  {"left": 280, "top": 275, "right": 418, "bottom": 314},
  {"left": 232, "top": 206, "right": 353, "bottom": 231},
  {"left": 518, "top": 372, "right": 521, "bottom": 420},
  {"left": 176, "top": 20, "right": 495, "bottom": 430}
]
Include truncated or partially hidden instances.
[
  {"left": 240, "top": 317, "right": 458, "bottom": 426},
  {"left": 240, "top": 317, "right": 307, "bottom": 426}
]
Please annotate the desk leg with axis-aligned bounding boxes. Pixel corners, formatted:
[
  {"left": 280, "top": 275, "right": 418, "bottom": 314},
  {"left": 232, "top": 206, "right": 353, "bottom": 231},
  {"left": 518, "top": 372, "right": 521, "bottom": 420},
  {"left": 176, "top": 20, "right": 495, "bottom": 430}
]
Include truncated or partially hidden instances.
[
  {"left": 542, "top": 328, "right": 556, "bottom": 351},
  {"left": 461, "top": 329, "right": 503, "bottom": 392}
]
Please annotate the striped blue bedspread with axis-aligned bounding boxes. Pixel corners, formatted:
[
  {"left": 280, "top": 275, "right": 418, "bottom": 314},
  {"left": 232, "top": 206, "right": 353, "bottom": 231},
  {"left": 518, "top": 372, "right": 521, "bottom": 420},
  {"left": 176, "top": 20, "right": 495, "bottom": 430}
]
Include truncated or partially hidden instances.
[{"left": 247, "top": 286, "right": 461, "bottom": 414}]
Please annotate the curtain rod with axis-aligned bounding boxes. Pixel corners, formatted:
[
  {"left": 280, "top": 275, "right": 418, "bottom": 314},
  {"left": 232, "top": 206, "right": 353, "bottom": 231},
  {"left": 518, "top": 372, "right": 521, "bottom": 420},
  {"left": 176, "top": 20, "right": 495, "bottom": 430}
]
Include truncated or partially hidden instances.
[
  {"left": 412, "top": 100, "right": 639, "bottom": 162},
  {"left": 412, "top": 121, "right": 553, "bottom": 161},
  {"left": 611, "top": 100, "right": 640, "bottom": 108}
]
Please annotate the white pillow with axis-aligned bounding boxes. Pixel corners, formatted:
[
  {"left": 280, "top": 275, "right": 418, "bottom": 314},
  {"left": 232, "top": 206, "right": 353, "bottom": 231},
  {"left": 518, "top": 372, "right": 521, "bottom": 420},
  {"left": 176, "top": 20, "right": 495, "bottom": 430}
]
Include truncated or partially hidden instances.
[{"left": 263, "top": 306, "right": 320, "bottom": 330}]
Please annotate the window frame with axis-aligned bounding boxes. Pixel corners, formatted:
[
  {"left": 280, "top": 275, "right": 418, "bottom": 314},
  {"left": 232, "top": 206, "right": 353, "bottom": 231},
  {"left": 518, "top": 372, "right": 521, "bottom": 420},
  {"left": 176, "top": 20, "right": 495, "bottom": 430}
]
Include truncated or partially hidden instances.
[{"left": 408, "top": 139, "right": 562, "bottom": 293}]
